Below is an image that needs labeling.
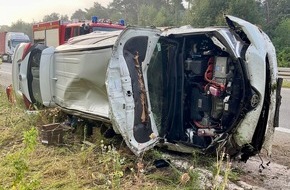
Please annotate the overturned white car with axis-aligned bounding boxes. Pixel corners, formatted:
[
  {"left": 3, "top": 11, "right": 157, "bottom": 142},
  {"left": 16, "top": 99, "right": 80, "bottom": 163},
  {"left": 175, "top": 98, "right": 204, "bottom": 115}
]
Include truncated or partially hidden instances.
[{"left": 12, "top": 15, "right": 282, "bottom": 161}]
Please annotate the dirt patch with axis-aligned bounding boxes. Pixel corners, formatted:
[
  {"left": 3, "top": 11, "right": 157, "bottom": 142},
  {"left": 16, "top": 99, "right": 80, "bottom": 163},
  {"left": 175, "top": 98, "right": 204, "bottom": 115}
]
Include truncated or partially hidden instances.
[
  {"left": 271, "top": 130, "right": 290, "bottom": 167},
  {"left": 234, "top": 130, "right": 290, "bottom": 190},
  {"left": 235, "top": 157, "right": 290, "bottom": 190}
]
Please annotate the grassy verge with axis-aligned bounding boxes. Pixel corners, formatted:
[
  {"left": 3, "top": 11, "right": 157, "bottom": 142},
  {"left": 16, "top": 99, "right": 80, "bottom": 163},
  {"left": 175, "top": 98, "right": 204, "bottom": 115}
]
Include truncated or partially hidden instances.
[
  {"left": 282, "top": 80, "right": 290, "bottom": 88},
  {"left": 0, "top": 88, "right": 236, "bottom": 190}
]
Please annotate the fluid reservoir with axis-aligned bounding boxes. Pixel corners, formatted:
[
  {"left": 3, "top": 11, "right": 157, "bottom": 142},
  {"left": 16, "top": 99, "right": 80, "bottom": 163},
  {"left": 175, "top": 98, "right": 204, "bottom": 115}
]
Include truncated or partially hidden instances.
[
  {"left": 185, "top": 58, "right": 193, "bottom": 71},
  {"left": 213, "top": 57, "right": 228, "bottom": 84}
]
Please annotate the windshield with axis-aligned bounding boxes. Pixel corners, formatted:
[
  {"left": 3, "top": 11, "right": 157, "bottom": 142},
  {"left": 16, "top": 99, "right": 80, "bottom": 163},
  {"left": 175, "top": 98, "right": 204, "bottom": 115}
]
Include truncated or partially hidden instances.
[
  {"left": 147, "top": 38, "right": 179, "bottom": 135},
  {"left": 147, "top": 43, "right": 164, "bottom": 133},
  {"left": 12, "top": 40, "right": 30, "bottom": 48}
]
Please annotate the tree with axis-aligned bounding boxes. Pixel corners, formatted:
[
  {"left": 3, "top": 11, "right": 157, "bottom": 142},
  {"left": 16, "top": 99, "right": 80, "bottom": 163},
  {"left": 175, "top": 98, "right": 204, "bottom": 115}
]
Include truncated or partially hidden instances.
[
  {"left": 277, "top": 47, "right": 290, "bottom": 67},
  {"left": 272, "top": 18, "right": 290, "bottom": 51},
  {"left": 263, "top": 0, "right": 290, "bottom": 25},
  {"left": 42, "top": 13, "right": 68, "bottom": 22},
  {"left": 184, "top": 0, "right": 192, "bottom": 9},
  {"left": 42, "top": 13, "right": 60, "bottom": 22},
  {"left": 0, "top": 25, "right": 10, "bottom": 32},
  {"left": 186, "top": 0, "right": 263, "bottom": 27},
  {"left": 71, "top": 9, "right": 87, "bottom": 21},
  {"left": 85, "top": 2, "right": 109, "bottom": 20},
  {"left": 261, "top": 1, "right": 290, "bottom": 67},
  {"left": 108, "top": 0, "right": 139, "bottom": 25},
  {"left": 171, "top": 0, "right": 185, "bottom": 25},
  {"left": 138, "top": 5, "right": 158, "bottom": 26},
  {"left": 154, "top": 7, "right": 172, "bottom": 26},
  {"left": 10, "top": 20, "right": 33, "bottom": 40},
  {"left": 108, "top": 0, "right": 183, "bottom": 25},
  {"left": 226, "top": 0, "right": 263, "bottom": 25},
  {"left": 262, "top": 0, "right": 290, "bottom": 36},
  {"left": 60, "top": 15, "right": 69, "bottom": 21},
  {"left": 187, "top": 0, "right": 228, "bottom": 27}
]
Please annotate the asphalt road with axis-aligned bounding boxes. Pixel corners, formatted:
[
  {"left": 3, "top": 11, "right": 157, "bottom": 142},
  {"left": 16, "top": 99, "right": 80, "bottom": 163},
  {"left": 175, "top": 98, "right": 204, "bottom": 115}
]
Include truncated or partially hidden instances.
[
  {"left": 0, "top": 61, "right": 289, "bottom": 130},
  {"left": 279, "top": 88, "right": 290, "bottom": 130},
  {"left": 0, "top": 61, "right": 13, "bottom": 88}
]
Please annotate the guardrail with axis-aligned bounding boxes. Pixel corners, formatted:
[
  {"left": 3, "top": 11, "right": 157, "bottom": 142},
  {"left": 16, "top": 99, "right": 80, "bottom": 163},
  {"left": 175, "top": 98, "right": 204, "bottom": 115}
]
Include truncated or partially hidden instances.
[{"left": 278, "top": 67, "right": 290, "bottom": 80}]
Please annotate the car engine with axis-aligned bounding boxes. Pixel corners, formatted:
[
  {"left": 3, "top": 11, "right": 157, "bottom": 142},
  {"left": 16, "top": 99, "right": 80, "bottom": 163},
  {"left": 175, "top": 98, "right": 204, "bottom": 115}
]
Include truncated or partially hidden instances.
[{"left": 182, "top": 36, "right": 243, "bottom": 148}]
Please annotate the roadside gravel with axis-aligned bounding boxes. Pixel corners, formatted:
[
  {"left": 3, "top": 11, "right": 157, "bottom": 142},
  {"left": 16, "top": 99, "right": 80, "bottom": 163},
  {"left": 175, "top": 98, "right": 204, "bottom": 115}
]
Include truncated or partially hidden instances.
[{"left": 235, "top": 130, "right": 290, "bottom": 190}]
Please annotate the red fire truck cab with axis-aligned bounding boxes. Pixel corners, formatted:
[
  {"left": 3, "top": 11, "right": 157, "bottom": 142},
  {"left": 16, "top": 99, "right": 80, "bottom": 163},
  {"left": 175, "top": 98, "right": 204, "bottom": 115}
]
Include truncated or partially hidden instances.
[{"left": 33, "top": 16, "right": 125, "bottom": 47}]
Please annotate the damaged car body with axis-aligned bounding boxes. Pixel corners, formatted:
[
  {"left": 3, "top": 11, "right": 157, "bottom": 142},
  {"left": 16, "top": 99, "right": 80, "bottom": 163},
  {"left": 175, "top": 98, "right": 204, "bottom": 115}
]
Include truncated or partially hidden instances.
[{"left": 12, "top": 15, "right": 282, "bottom": 161}]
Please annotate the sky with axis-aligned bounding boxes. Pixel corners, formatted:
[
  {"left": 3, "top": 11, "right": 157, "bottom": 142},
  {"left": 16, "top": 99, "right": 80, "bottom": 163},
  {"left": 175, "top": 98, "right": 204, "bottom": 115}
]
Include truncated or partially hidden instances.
[{"left": 0, "top": 0, "right": 112, "bottom": 26}]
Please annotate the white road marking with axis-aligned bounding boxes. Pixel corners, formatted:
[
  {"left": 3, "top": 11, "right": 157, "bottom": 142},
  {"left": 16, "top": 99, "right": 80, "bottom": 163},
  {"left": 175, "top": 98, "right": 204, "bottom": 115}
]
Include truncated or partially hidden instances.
[{"left": 276, "top": 127, "right": 290, "bottom": 134}]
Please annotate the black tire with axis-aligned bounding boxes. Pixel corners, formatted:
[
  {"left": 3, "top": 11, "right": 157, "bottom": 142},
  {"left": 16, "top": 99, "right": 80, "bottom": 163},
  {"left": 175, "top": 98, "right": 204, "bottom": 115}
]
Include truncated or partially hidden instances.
[{"left": 8, "top": 55, "right": 12, "bottom": 63}]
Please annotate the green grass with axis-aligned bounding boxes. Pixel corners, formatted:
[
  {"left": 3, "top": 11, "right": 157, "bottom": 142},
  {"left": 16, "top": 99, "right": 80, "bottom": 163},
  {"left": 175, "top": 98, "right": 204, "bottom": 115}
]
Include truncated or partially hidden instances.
[
  {"left": 0, "top": 88, "right": 237, "bottom": 189},
  {"left": 282, "top": 80, "right": 290, "bottom": 88}
]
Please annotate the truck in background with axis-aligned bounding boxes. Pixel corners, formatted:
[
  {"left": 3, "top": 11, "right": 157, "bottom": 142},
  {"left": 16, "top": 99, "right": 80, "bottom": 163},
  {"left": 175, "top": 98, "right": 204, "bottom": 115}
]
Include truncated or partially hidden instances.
[
  {"left": 0, "top": 32, "right": 30, "bottom": 62},
  {"left": 33, "top": 16, "right": 125, "bottom": 47}
]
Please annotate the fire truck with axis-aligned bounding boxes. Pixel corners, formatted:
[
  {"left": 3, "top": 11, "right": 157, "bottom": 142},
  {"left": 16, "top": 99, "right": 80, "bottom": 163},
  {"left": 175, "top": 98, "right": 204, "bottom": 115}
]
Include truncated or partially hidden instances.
[{"left": 32, "top": 16, "right": 125, "bottom": 47}]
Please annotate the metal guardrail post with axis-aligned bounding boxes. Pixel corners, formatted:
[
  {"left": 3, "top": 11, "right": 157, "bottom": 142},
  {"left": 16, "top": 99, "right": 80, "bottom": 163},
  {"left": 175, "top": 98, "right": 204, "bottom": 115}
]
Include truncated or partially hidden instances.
[{"left": 278, "top": 67, "right": 290, "bottom": 80}]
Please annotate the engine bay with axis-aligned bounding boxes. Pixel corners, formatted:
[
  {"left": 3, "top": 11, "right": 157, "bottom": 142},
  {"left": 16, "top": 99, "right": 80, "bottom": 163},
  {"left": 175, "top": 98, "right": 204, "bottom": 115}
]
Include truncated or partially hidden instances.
[{"left": 148, "top": 33, "right": 245, "bottom": 149}]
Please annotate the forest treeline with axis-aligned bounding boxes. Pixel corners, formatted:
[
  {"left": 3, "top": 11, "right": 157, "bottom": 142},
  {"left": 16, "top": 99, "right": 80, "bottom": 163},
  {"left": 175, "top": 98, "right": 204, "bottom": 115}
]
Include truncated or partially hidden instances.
[{"left": 0, "top": 0, "right": 289, "bottom": 67}]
